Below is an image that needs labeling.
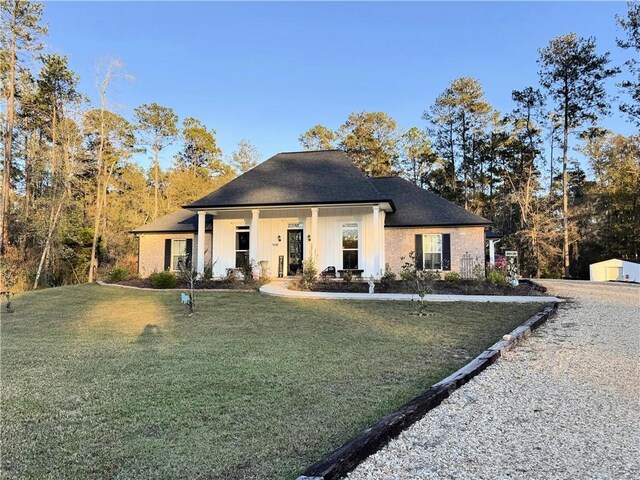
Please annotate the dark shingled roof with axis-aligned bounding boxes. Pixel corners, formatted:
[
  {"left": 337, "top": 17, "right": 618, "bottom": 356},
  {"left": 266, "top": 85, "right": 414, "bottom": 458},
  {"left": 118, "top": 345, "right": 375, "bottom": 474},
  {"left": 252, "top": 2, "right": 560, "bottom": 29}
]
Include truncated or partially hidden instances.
[
  {"left": 372, "top": 177, "right": 492, "bottom": 227},
  {"left": 132, "top": 151, "right": 491, "bottom": 233},
  {"left": 185, "top": 150, "right": 390, "bottom": 208},
  {"left": 130, "top": 209, "right": 210, "bottom": 234}
]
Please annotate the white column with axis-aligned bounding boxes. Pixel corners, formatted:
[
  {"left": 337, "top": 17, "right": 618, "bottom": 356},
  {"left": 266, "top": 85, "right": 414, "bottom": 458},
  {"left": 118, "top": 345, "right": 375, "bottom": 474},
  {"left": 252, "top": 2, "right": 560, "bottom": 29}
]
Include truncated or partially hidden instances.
[
  {"left": 311, "top": 207, "right": 319, "bottom": 257},
  {"left": 197, "top": 211, "right": 206, "bottom": 276},
  {"left": 380, "top": 210, "right": 386, "bottom": 275},
  {"left": 489, "top": 239, "right": 500, "bottom": 267},
  {"left": 210, "top": 215, "right": 215, "bottom": 276},
  {"left": 372, "top": 205, "right": 380, "bottom": 277},
  {"left": 250, "top": 209, "right": 259, "bottom": 266}
]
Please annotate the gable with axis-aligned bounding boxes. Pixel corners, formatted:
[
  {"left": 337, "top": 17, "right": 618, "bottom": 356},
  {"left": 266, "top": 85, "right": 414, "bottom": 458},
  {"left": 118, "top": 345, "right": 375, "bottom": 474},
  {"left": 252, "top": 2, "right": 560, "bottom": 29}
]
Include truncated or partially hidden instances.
[
  {"left": 185, "top": 150, "right": 390, "bottom": 209},
  {"left": 372, "top": 177, "right": 491, "bottom": 227}
]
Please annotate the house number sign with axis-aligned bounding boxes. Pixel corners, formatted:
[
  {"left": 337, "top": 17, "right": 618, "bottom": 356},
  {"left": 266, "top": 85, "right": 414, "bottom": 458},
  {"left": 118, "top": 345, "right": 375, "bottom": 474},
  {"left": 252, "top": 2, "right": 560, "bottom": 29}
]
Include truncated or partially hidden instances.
[
  {"left": 278, "top": 255, "right": 284, "bottom": 278},
  {"left": 287, "top": 222, "right": 304, "bottom": 229}
]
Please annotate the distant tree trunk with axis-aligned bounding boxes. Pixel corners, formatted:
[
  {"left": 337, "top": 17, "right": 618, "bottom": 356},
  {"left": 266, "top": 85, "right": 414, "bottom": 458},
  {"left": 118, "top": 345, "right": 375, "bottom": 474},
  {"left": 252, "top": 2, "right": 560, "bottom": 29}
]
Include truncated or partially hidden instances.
[
  {"left": 23, "top": 131, "right": 32, "bottom": 218},
  {"left": 449, "top": 122, "right": 456, "bottom": 192},
  {"left": 88, "top": 174, "right": 104, "bottom": 283},
  {"left": 461, "top": 114, "right": 468, "bottom": 209},
  {"left": 153, "top": 142, "right": 159, "bottom": 219},
  {"left": 549, "top": 132, "right": 555, "bottom": 192},
  {"left": 562, "top": 86, "right": 570, "bottom": 278},
  {"left": 88, "top": 92, "right": 108, "bottom": 283},
  {"left": 33, "top": 198, "right": 65, "bottom": 289},
  {"left": 1, "top": 17, "right": 17, "bottom": 253},
  {"left": 88, "top": 61, "right": 120, "bottom": 283}
]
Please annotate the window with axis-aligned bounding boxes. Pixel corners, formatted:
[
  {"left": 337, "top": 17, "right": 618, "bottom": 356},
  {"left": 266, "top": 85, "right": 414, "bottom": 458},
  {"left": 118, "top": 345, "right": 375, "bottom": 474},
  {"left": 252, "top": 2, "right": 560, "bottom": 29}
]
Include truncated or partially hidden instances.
[
  {"left": 342, "top": 223, "right": 359, "bottom": 269},
  {"left": 422, "top": 234, "right": 442, "bottom": 270},
  {"left": 172, "top": 239, "right": 188, "bottom": 271},
  {"left": 235, "top": 226, "right": 250, "bottom": 268}
]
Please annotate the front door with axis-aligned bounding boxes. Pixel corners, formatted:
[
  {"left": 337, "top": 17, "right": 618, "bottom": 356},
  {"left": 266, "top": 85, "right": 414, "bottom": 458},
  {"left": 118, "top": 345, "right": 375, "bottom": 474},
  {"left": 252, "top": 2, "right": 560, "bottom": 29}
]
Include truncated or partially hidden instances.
[{"left": 287, "top": 229, "right": 303, "bottom": 276}]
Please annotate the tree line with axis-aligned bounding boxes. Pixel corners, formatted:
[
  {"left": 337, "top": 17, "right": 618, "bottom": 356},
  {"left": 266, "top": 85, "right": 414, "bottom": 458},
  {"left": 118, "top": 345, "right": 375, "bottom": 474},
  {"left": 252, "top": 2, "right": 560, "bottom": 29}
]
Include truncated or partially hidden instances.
[
  {"left": 1, "top": 1, "right": 638, "bottom": 290},
  {"left": 299, "top": 4, "right": 639, "bottom": 279},
  {"left": 0, "top": 0, "right": 263, "bottom": 289}
]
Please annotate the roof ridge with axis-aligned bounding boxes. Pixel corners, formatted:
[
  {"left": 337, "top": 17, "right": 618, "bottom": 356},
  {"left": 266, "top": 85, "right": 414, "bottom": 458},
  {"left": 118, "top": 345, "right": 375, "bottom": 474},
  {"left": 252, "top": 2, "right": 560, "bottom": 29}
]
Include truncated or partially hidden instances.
[{"left": 278, "top": 149, "right": 344, "bottom": 155}]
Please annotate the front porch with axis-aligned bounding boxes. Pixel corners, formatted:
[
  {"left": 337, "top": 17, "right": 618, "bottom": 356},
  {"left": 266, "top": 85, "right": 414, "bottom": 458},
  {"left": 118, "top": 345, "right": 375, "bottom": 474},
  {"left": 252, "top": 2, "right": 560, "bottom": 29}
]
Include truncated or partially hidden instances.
[{"left": 192, "top": 204, "right": 388, "bottom": 280}]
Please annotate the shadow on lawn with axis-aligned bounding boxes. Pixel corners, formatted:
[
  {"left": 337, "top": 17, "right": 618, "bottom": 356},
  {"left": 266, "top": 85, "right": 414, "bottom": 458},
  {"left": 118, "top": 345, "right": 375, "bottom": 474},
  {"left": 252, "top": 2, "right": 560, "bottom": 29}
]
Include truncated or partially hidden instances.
[
  {"left": 77, "top": 296, "right": 169, "bottom": 342},
  {"left": 136, "top": 324, "right": 164, "bottom": 345}
]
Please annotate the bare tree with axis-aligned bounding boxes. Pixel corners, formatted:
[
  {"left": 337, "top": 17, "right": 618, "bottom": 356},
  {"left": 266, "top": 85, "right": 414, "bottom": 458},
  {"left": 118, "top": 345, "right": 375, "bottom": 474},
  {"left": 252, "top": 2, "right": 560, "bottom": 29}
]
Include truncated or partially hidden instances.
[
  {"left": 87, "top": 59, "right": 134, "bottom": 283},
  {"left": 33, "top": 116, "right": 83, "bottom": 288}
]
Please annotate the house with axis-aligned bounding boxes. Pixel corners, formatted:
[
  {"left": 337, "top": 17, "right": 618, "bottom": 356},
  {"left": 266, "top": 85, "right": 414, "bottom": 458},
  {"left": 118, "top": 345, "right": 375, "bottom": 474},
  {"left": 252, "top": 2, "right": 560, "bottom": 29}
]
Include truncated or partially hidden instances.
[
  {"left": 132, "top": 150, "right": 492, "bottom": 279},
  {"left": 589, "top": 258, "right": 640, "bottom": 283}
]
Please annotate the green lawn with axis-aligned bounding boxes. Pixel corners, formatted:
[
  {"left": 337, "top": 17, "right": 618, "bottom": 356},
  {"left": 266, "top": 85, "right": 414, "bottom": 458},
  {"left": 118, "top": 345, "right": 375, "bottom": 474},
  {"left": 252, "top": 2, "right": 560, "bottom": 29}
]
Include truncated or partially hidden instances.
[{"left": 1, "top": 285, "right": 544, "bottom": 479}]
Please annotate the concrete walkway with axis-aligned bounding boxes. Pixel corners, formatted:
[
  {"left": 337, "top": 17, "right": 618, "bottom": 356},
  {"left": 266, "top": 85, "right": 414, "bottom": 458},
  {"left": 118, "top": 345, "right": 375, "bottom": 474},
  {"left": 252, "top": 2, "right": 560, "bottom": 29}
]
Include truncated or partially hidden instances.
[
  {"left": 259, "top": 281, "right": 561, "bottom": 303},
  {"left": 347, "top": 280, "right": 640, "bottom": 480}
]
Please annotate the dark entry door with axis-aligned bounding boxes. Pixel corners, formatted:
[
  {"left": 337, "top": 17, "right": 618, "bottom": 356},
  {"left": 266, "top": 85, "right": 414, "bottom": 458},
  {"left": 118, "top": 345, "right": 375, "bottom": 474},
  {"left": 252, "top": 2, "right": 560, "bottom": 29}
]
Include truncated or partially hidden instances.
[{"left": 287, "top": 229, "right": 303, "bottom": 276}]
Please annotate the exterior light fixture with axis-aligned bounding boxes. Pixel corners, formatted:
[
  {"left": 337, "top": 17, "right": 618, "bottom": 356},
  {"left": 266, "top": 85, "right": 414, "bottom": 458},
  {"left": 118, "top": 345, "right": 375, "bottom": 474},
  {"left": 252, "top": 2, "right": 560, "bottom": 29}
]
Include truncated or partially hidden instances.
[
  {"left": 307, "top": 234, "right": 312, "bottom": 241},
  {"left": 277, "top": 235, "right": 282, "bottom": 242}
]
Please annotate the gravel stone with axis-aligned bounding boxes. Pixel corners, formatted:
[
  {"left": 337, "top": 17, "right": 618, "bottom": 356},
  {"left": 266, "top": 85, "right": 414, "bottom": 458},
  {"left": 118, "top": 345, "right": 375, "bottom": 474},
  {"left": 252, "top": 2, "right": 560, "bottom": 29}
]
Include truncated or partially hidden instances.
[{"left": 347, "top": 280, "right": 640, "bottom": 480}]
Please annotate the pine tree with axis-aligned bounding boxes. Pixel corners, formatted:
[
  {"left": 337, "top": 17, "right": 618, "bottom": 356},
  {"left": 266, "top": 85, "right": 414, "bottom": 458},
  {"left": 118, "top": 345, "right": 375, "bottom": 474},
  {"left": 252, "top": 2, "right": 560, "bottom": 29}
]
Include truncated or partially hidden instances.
[
  {"left": 538, "top": 33, "right": 619, "bottom": 277},
  {"left": 134, "top": 103, "right": 178, "bottom": 219}
]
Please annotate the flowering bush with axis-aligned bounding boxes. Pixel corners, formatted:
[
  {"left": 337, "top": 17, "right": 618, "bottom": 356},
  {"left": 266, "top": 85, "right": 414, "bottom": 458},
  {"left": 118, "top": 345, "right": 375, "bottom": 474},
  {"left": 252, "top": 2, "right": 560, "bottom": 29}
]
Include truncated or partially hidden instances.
[{"left": 487, "top": 255, "right": 507, "bottom": 270}]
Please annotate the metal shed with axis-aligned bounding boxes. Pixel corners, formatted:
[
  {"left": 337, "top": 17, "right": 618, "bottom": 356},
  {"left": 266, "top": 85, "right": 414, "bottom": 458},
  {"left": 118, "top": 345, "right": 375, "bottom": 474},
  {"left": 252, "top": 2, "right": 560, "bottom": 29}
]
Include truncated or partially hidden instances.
[{"left": 589, "top": 259, "right": 640, "bottom": 283}]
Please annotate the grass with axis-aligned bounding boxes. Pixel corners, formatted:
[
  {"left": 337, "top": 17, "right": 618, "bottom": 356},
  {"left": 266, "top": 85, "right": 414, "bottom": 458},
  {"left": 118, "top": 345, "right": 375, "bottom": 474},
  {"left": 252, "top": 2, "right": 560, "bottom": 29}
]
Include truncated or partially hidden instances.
[{"left": 1, "top": 285, "right": 544, "bottom": 479}]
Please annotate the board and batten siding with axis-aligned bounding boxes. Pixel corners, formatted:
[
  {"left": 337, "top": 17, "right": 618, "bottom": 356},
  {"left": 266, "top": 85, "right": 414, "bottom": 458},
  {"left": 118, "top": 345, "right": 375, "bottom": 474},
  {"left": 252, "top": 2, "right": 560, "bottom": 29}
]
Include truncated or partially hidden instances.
[
  {"left": 384, "top": 226, "right": 485, "bottom": 276},
  {"left": 209, "top": 206, "right": 381, "bottom": 278},
  {"left": 137, "top": 211, "right": 485, "bottom": 279}
]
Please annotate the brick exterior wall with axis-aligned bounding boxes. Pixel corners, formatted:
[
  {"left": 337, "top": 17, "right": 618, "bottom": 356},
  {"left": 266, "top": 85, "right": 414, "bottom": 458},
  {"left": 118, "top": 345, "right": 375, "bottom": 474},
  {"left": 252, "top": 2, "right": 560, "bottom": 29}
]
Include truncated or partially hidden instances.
[
  {"left": 138, "top": 232, "right": 212, "bottom": 277},
  {"left": 384, "top": 226, "right": 486, "bottom": 276}
]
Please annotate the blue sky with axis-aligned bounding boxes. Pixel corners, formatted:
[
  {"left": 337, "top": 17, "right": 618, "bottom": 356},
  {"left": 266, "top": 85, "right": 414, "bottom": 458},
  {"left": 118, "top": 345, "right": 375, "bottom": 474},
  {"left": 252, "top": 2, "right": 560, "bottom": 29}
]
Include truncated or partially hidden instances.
[{"left": 43, "top": 1, "right": 634, "bottom": 170}]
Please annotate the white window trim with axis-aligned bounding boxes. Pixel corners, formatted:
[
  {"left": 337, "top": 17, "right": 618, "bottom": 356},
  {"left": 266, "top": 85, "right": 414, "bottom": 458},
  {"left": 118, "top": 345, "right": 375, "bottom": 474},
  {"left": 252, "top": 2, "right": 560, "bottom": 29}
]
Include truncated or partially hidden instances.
[
  {"left": 340, "top": 221, "right": 361, "bottom": 270},
  {"left": 171, "top": 239, "right": 188, "bottom": 272},
  {"left": 422, "top": 233, "right": 443, "bottom": 271},
  {"left": 235, "top": 226, "right": 250, "bottom": 268}
]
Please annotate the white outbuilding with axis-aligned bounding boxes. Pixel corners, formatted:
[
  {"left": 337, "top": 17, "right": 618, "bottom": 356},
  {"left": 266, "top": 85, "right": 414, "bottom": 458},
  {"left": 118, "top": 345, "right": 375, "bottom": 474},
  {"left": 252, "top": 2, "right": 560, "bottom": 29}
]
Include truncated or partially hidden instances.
[{"left": 589, "top": 258, "right": 640, "bottom": 283}]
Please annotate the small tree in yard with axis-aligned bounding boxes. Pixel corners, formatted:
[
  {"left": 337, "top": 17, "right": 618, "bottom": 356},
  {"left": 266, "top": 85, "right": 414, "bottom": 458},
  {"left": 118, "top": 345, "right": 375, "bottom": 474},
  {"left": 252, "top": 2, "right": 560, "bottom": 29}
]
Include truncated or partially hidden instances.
[
  {"left": 413, "top": 270, "right": 438, "bottom": 316},
  {"left": 300, "top": 251, "right": 318, "bottom": 289},
  {"left": 178, "top": 258, "right": 203, "bottom": 314},
  {"left": 402, "top": 252, "right": 438, "bottom": 316}
]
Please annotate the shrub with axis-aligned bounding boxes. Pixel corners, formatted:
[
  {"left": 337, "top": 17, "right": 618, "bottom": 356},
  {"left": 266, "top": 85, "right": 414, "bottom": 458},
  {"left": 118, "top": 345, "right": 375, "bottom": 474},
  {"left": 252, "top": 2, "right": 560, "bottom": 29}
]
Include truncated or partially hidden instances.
[
  {"left": 473, "top": 262, "right": 486, "bottom": 281},
  {"left": 486, "top": 268, "right": 507, "bottom": 286},
  {"left": 226, "top": 268, "right": 239, "bottom": 284},
  {"left": 150, "top": 271, "right": 178, "bottom": 289},
  {"left": 203, "top": 261, "right": 214, "bottom": 280},
  {"left": 444, "top": 272, "right": 462, "bottom": 282},
  {"left": 399, "top": 255, "right": 417, "bottom": 281},
  {"left": 240, "top": 259, "right": 256, "bottom": 282},
  {"left": 380, "top": 265, "right": 396, "bottom": 291},
  {"left": 108, "top": 267, "right": 132, "bottom": 282},
  {"left": 381, "top": 264, "right": 396, "bottom": 282},
  {"left": 341, "top": 269, "right": 353, "bottom": 285}
]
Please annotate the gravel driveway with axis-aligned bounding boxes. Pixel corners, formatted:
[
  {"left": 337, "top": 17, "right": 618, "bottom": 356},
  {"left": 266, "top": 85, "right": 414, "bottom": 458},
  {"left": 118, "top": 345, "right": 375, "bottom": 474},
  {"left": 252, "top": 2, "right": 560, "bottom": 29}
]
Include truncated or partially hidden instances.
[{"left": 347, "top": 280, "right": 640, "bottom": 480}]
